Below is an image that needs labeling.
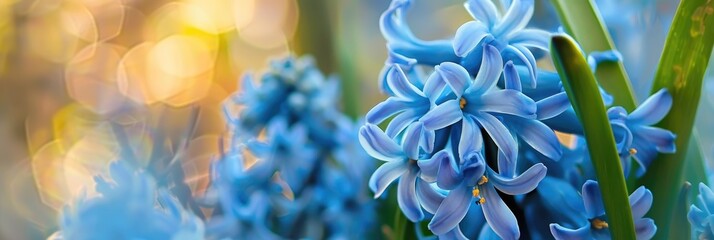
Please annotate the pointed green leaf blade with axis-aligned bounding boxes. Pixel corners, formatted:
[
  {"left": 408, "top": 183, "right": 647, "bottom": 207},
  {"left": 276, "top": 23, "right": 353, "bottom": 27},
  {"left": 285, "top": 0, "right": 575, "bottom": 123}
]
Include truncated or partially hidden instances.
[
  {"left": 550, "top": 35, "right": 636, "bottom": 239},
  {"left": 550, "top": 0, "right": 637, "bottom": 111},
  {"left": 636, "top": 1, "right": 714, "bottom": 238}
]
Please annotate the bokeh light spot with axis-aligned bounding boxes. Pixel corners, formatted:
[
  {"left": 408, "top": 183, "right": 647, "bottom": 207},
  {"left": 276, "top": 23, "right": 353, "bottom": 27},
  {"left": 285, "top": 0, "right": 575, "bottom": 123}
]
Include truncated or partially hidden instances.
[
  {"left": 180, "top": 0, "right": 237, "bottom": 34},
  {"left": 65, "top": 43, "right": 128, "bottom": 115},
  {"left": 117, "top": 42, "right": 159, "bottom": 104}
]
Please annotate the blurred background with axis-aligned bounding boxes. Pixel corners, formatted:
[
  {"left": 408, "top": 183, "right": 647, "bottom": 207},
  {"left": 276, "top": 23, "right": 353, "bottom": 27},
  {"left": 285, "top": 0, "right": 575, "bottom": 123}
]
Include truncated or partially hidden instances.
[{"left": 0, "top": 0, "right": 711, "bottom": 239}]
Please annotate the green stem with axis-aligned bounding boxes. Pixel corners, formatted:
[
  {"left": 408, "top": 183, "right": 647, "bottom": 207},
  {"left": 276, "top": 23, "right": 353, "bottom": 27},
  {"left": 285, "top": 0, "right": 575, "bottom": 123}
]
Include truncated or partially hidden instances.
[
  {"left": 551, "top": 35, "right": 636, "bottom": 239},
  {"left": 635, "top": 1, "right": 714, "bottom": 238}
]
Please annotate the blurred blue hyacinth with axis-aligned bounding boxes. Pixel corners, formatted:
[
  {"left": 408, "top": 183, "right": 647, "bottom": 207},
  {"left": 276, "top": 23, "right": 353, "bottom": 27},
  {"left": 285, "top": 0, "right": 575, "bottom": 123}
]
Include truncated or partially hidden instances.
[
  {"left": 54, "top": 161, "right": 205, "bottom": 240},
  {"left": 688, "top": 183, "right": 714, "bottom": 240},
  {"left": 210, "top": 55, "right": 376, "bottom": 239}
]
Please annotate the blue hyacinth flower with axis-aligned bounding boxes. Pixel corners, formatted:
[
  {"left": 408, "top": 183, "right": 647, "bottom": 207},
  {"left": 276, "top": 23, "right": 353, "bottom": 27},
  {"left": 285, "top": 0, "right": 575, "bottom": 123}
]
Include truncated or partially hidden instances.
[
  {"left": 608, "top": 89, "right": 676, "bottom": 177},
  {"left": 549, "top": 180, "right": 657, "bottom": 239},
  {"left": 454, "top": 0, "right": 550, "bottom": 87},
  {"left": 421, "top": 148, "right": 547, "bottom": 239},
  {"left": 420, "top": 45, "right": 538, "bottom": 163},
  {"left": 359, "top": 123, "right": 428, "bottom": 222},
  {"left": 367, "top": 64, "right": 438, "bottom": 138},
  {"left": 688, "top": 183, "right": 714, "bottom": 240},
  {"left": 56, "top": 161, "right": 204, "bottom": 240}
]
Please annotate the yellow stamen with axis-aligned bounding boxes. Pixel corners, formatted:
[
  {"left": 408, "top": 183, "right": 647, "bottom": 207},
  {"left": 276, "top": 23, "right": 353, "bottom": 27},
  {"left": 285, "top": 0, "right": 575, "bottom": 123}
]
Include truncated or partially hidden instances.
[
  {"left": 472, "top": 188, "right": 480, "bottom": 197},
  {"left": 629, "top": 148, "right": 638, "bottom": 155},
  {"left": 479, "top": 198, "right": 486, "bottom": 204},
  {"left": 591, "top": 219, "right": 609, "bottom": 230},
  {"left": 478, "top": 176, "right": 488, "bottom": 185},
  {"left": 459, "top": 98, "right": 467, "bottom": 109}
]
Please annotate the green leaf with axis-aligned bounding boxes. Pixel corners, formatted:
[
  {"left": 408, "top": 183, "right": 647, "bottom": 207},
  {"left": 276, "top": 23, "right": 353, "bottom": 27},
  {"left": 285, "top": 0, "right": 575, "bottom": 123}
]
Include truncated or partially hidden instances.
[
  {"left": 635, "top": 1, "right": 714, "bottom": 238},
  {"left": 668, "top": 181, "right": 693, "bottom": 240},
  {"left": 550, "top": 0, "right": 637, "bottom": 111},
  {"left": 331, "top": 0, "right": 361, "bottom": 118},
  {"left": 550, "top": 35, "right": 636, "bottom": 239}
]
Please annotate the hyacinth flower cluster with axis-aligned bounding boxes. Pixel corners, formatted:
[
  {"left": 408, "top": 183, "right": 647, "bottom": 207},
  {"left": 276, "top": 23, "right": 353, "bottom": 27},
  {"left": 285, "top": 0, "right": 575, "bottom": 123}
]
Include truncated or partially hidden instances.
[
  {"left": 52, "top": 161, "right": 205, "bottom": 240},
  {"left": 205, "top": 55, "right": 376, "bottom": 239},
  {"left": 362, "top": 0, "right": 679, "bottom": 238}
]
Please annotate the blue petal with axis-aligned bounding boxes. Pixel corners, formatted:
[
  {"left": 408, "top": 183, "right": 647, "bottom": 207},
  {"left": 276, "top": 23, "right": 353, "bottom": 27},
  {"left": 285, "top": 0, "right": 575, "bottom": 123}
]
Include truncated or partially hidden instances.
[
  {"left": 436, "top": 62, "right": 472, "bottom": 97},
  {"left": 469, "top": 45, "right": 503, "bottom": 94},
  {"left": 453, "top": 21, "right": 490, "bottom": 57},
  {"left": 423, "top": 69, "right": 447, "bottom": 103},
  {"left": 587, "top": 50, "right": 622, "bottom": 72},
  {"left": 463, "top": 157, "right": 487, "bottom": 186},
  {"left": 536, "top": 92, "right": 570, "bottom": 120},
  {"left": 493, "top": 0, "right": 534, "bottom": 37},
  {"left": 537, "top": 177, "right": 587, "bottom": 225},
  {"left": 629, "top": 89, "right": 672, "bottom": 125},
  {"left": 436, "top": 150, "right": 462, "bottom": 190},
  {"left": 428, "top": 184, "right": 472, "bottom": 235},
  {"left": 629, "top": 186, "right": 653, "bottom": 220},
  {"left": 635, "top": 218, "right": 657, "bottom": 240},
  {"left": 398, "top": 164, "right": 424, "bottom": 222},
  {"left": 509, "top": 29, "right": 550, "bottom": 51},
  {"left": 359, "top": 124, "right": 405, "bottom": 161},
  {"left": 366, "top": 98, "right": 409, "bottom": 124},
  {"left": 688, "top": 205, "right": 707, "bottom": 231},
  {"left": 477, "top": 224, "right": 502, "bottom": 240},
  {"left": 699, "top": 183, "right": 714, "bottom": 213},
  {"left": 387, "top": 65, "right": 425, "bottom": 100},
  {"left": 482, "top": 184, "right": 520, "bottom": 240},
  {"left": 515, "top": 44, "right": 538, "bottom": 89},
  {"left": 440, "top": 225, "right": 469, "bottom": 240},
  {"left": 380, "top": 0, "right": 460, "bottom": 66},
  {"left": 421, "top": 99, "right": 463, "bottom": 131},
  {"left": 541, "top": 108, "right": 584, "bottom": 134},
  {"left": 475, "top": 89, "right": 537, "bottom": 117},
  {"left": 420, "top": 127, "right": 435, "bottom": 154},
  {"left": 503, "top": 44, "right": 536, "bottom": 89},
  {"left": 418, "top": 150, "right": 448, "bottom": 183},
  {"left": 385, "top": 110, "right": 421, "bottom": 138},
  {"left": 402, "top": 122, "right": 423, "bottom": 160},
  {"left": 582, "top": 180, "right": 605, "bottom": 219},
  {"left": 549, "top": 224, "right": 591, "bottom": 240},
  {"left": 489, "top": 163, "right": 546, "bottom": 195},
  {"left": 417, "top": 180, "right": 445, "bottom": 214},
  {"left": 503, "top": 61, "right": 522, "bottom": 91},
  {"left": 464, "top": 0, "right": 500, "bottom": 28},
  {"left": 459, "top": 115, "right": 484, "bottom": 161},
  {"left": 632, "top": 126, "right": 676, "bottom": 153},
  {"left": 511, "top": 118, "right": 562, "bottom": 160},
  {"left": 474, "top": 112, "right": 518, "bottom": 164},
  {"left": 497, "top": 150, "right": 516, "bottom": 178},
  {"left": 369, "top": 160, "right": 408, "bottom": 198},
  {"left": 380, "top": 0, "right": 417, "bottom": 44}
]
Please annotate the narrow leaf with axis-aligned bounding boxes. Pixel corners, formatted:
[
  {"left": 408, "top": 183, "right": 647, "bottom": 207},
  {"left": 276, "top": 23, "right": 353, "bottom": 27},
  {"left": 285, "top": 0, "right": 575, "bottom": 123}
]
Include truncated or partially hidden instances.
[
  {"left": 636, "top": 1, "right": 714, "bottom": 238},
  {"left": 550, "top": 0, "right": 637, "bottom": 111},
  {"left": 550, "top": 35, "right": 636, "bottom": 239}
]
